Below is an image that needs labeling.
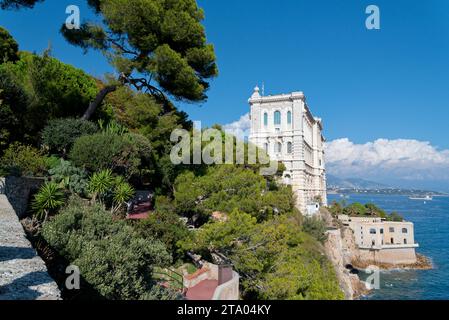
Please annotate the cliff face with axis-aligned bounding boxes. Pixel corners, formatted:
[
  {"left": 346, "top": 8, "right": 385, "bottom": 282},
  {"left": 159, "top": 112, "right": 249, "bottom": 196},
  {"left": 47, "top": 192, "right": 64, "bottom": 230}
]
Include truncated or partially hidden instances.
[
  {"left": 320, "top": 208, "right": 367, "bottom": 300},
  {"left": 325, "top": 228, "right": 367, "bottom": 300}
]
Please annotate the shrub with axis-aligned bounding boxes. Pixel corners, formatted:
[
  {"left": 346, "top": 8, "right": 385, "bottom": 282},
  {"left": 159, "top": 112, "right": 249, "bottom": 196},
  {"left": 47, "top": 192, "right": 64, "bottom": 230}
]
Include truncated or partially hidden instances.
[
  {"left": 0, "top": 142, "right": 47, "bottom": 176},
  {"left": 88, "top": 170, "right": 135, "bottom": 214},
  {"left": 41, "top": 198, "right": 173, "bottom": 300},
  {"left": 137, "top": 196, "right": 190, "bottom": 259},
  {"left": 49, "top": 159, "right": 89, "bottom": 196},
  {"left": 31, "top": 182, "right": 65, "bottom": 221},
  {"left": 69, "top": 132, "right": 151, "bottom": 179},
  {"left": 41, "top": 118, "right": 98, "bottom": 156},
  {"left": 302, "top": 217, "right": 328, "bottom": 243}
]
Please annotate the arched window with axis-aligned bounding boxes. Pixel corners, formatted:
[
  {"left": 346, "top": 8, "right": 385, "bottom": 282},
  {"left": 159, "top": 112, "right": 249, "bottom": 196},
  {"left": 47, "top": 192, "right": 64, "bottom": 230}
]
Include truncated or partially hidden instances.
[
  {"left": 276, "top": 142, "right": 282, "bottom": 153},
  {"left": 263, "top": 113, "right": 268, "bottom": 126},
  {"left": 287, "top": 142, "right": 292, "bottom": 154},
  {"left": 287, "top": 111, "right": 292, "bottom": 125},
  {"left": 274, "top": 111, "right": 281, "bottom": 126}
]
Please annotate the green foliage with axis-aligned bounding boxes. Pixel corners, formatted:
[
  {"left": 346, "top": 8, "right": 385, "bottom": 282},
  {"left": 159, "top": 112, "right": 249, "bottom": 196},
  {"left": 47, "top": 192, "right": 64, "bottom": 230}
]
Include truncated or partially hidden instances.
[
  {"left": 137, "top": 196, "right": 191, "bottom": 260},
  {"left": 174, "top": 165, "right": 296, "bottom": 222},
  {"left": 386, "top": 212, "right": 404, "bottom": 222},
  {"left": 0, "top": 142, "right": 47, "bottom": 176},
  {"left": 329, "top": 201, "right": 403, "bottom": 221},
  {"left": 111, "top": 176, "right": 135, "bottom": 214},
  {"left": 41, "top": 198, "right": 174, "bottom": 300},
  {"left": 344, "top": 202, "right": 367, "bottom": 216},
  {"left": 88, "top": 169, "right": 114, "bottom": 202},
  {"left": 31, "top": 182, "right": 65, "bottom": 221},
  {"left": 49, "top": 159, "right": 89, "bottom": 196},
  {"left": 41, "top": 118, "right": 98, "bottom": 156},
  {"left": 70, "top": 132, "right": 152, "bottom": 180},
  {"left": 179, "top": 210, "right": 343, "bottom": 300},
  {"left": 61, "top": 0, "right": 218, "bottom": 102},
  {"left": 328, "top": 200, "right": 344, "bottom": 217},
  {"left": 88, "top": 169, "right": 135, "bottom": 214},
  {"left": 98, "top": 118, "right": 128, "bottom": 135},
  {"left": 0, "top": 51, "right": 98, "bottom": 148},
  {"left": 104, "top": 85, "right": 191, "bottom": 191},
  {"left": 302, "top": 217, "right": 328, "bottom": 243},
  {"left": 0, "top": 26, "right": 19, "bottom": 63}
]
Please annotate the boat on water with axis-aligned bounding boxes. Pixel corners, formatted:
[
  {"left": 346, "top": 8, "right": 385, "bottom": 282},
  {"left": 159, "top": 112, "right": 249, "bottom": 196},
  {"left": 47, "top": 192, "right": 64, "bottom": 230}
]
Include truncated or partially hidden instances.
[{"left": 409, "top": 195, "right": 433, "bottom": 201}]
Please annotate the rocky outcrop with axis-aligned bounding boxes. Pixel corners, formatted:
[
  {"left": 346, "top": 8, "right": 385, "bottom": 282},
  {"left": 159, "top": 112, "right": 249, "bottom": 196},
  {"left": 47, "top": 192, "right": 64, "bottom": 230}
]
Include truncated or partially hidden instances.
[
  {"left": 320, "top": 208, "right": 368, "bottom": 300},
  {"left": 0, "top": 194, "right": 60, "bottom": 300},
  {"left": 325, "top": 229, "right": 368, "bottom": 300}
]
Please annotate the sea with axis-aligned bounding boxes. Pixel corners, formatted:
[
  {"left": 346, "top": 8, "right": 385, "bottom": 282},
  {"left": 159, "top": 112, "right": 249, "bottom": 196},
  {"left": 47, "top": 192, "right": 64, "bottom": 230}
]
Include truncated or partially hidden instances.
[{"left": 328, "top": 193, "right": 449, "bottom": 300}]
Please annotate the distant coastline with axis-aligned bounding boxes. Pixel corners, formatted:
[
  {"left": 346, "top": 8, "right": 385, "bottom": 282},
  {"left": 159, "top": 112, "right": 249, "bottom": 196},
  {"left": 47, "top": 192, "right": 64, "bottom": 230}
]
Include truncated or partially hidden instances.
[{"left": 328, "top": 188, "right": 448, "bottom": 197}]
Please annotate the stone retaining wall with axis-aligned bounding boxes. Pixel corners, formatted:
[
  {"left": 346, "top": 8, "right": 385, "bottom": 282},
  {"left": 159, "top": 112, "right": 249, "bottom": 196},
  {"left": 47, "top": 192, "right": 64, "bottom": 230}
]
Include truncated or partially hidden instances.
[
  {"left": 0, "top": 189, "right": 60, "bottom": 300},
  {"left": 0, "top": 176, "right": 46, "bottom": 219}
]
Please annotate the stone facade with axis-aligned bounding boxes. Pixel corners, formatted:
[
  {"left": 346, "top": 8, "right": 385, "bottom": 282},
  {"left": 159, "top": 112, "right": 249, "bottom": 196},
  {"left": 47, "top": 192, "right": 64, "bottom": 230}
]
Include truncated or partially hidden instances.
[{"left": 248, "top": 87, "right": 327, "bottom": 212}]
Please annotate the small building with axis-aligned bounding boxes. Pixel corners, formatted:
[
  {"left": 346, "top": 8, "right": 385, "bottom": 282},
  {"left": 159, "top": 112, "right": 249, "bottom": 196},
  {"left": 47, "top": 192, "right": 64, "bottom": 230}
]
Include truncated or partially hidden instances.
[
  {"left": 338, "top": 215, "right": 419, "bottom": 265},
  {"left": 305, "top": 203, "right": 320, "bottom": 217},
  {"left": 183, "top": 262, "right": 239, "bottom": 300}
]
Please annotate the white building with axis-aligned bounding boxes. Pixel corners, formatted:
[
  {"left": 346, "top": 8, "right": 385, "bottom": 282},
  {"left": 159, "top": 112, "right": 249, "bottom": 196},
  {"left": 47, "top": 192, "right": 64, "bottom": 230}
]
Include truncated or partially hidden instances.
[
  {"left": 248, "top": 86, "right": 327, "bottom": 212},
  {"left": 338, "top": 215, "right": 419, "bottom": 265}
]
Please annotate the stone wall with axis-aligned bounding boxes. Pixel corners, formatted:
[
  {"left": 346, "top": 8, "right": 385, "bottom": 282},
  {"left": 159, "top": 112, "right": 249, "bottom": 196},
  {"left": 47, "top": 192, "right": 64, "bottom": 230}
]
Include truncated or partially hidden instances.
[
  {"left": 0, "top": 176, "right": 46, "bottom": 219},
  {"left": 0, "top": 194, "right": 61, "bottom": 300},
  {"left": 358, "top": 247, "right": 417, "bottom": 265},
  {"left": 212, "top": 271, "right": 239, "bottom": 300}
]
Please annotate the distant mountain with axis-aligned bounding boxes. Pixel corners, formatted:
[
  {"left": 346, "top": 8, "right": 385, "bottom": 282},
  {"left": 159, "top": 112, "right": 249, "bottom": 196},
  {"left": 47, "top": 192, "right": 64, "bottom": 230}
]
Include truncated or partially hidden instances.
[{"left": 327, "top": 174, "right": 390, "bottom": 190}]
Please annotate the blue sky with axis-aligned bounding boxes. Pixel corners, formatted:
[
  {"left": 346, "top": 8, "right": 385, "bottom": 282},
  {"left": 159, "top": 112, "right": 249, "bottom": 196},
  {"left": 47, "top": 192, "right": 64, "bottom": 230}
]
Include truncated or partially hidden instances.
[{"left": 1, "top": 0, "right": 449, "bottom": 190}]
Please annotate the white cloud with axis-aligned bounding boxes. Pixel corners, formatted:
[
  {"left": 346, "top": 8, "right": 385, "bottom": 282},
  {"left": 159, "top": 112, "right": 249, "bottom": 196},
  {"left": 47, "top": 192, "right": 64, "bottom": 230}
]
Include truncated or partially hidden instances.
[
  {"left": 325, "top": 138, "right": 449, "bottom": 182},
  {"left": 222, "top": 113, "right": 449, "bottom": 188},
  {"left": 223, "top": 113, "right": 250, "bottom": 140}
]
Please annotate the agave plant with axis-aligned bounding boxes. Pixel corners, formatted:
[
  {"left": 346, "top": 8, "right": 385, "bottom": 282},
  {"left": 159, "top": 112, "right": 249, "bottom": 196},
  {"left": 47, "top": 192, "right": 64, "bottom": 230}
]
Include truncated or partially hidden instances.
[
  {"left": 111, "top": 176, "right": 135, "bottom": 215},
  {"left": 32, "top": 182, "right": 65, "bottom": 221},
  {"left": 88, "top": 169, "right": 114, "bottom": 204}
]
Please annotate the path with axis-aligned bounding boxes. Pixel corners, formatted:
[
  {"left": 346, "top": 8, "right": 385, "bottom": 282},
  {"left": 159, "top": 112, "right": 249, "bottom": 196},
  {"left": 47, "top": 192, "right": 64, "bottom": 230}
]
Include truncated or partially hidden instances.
[{"left": 0, "top": 194, "right": 60, "bottom": 300}]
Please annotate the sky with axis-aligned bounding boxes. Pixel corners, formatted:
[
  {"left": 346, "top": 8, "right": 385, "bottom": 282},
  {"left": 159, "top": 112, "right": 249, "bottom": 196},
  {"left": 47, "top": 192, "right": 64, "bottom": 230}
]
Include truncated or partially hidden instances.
[{"left": 1, "top": 0, "right": 449, "bottom": 191}]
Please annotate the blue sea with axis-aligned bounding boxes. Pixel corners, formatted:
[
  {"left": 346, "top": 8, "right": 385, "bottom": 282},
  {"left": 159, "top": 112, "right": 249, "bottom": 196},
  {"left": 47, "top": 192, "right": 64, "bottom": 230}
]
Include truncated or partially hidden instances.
[{"left": 328, "top": 194, "right": 449, "bottom": 300}]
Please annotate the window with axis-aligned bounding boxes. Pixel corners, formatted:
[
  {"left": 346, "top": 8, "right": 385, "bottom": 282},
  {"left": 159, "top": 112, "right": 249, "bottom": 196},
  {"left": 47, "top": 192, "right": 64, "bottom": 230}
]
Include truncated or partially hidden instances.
[
  {"left": 274, "top": 111, "right": 281, "bottom": 126},
  {"left": 287, "top": 111, "right": 292, "bottom": 125},
  {"left": 264, "top": 143, "right": 268, "bottom": 153},
  {"left": 391, "top": 238, "right": 394, "bottom": 244},
  {"left": 404, "top": 239, "right": 408, "bottom": 245},
  {"left": 276, "top": 142, "right": 282, "bottom": 153},
  {"left": 402, "top": 228, "right": 408, "bottom": 234},
  {"left": 389, "top": 227, "right": 395, "bottom": 233},
  {"left": 372, "top": 240, "right": 376, "bottom": 246},
  {"left": 263, "top": 113, "right": 268, "bottom": 126},
  {"left": 380, "top": 228, "right": 384, "bottom": 234},
  {"left": 370, "top": 228, "right": 377, "bottom": 234},
  {"left": 287, "top": 142, "right": 292, "bottom": 154}
]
